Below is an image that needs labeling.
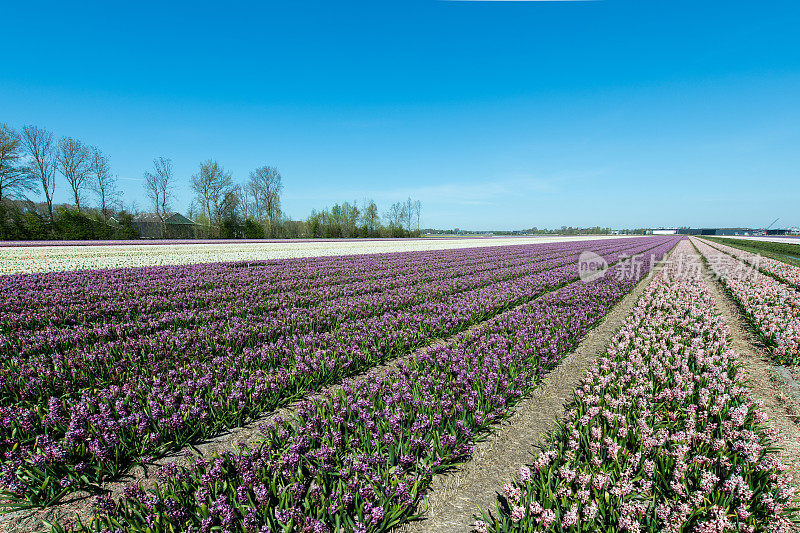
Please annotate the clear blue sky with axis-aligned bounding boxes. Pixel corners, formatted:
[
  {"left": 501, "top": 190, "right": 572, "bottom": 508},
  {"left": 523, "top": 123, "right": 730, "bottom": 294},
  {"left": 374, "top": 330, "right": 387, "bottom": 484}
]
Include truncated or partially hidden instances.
[{"left": 2, "top": 0, "right": 799, "bottom": 230}]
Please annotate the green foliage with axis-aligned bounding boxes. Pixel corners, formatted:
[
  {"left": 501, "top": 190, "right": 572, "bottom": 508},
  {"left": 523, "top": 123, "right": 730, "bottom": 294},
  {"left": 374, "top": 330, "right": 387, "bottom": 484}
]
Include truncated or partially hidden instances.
[
  {"left": 0, "top": 201, "right": 50, "bottom": 240},
  {"left": 220, "top": 219, "right": 243, "bottom": 239},
  {"left": 243, "top": 218, "right": 265, "bottom": 239},
  {"left": 0, "top": 201, "right": 140, "bottom": 241},
  {"left": 115, "top": 211, "right": 139, "bottom": 239},
  {"left": 53, "top": 207, "right": 114, "bottom": 240}
]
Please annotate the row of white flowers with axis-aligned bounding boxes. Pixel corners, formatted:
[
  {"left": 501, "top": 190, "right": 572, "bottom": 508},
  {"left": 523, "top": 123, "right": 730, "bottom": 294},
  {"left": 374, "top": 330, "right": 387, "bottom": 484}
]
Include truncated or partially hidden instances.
[{"left": 0, "top": 236, "right": 629, "bottom": 276}]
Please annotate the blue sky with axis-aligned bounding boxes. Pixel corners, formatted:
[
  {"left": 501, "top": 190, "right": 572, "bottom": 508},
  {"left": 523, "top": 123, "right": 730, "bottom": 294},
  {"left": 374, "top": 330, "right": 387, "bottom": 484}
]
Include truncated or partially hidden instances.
[{"left": 2, "top": 0, "right": 799, "bottom": 230}]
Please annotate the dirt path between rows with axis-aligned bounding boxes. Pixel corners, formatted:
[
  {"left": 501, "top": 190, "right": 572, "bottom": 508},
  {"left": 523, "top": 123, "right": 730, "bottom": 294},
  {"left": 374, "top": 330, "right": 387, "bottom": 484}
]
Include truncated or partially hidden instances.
[
  {"left": 690, "top": 238, "right": 800, "bottom": 529},
  {"left": 401, "top": 248, "right": 677, "bottom": 533}
]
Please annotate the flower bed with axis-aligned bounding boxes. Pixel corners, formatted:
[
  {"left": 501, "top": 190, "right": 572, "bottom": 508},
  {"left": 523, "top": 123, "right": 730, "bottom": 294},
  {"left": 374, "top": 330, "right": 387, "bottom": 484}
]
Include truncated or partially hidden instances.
[
  {"left": 700, "top": 237, "right": 800, "bottom": 289},
  {"left": 0, "top": 239, "right": 670, "bottom": 507}
]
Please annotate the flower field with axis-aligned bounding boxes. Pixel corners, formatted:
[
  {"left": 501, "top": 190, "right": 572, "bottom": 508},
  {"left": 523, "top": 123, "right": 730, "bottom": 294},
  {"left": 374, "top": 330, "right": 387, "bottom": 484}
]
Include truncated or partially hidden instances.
[
  {"left": 480, "top": 239, "right": 796, "bottom": 532},
  {"left": 0, "top": 238, "right": 674, "bottom": 529},
  {"left": 43, "top": 238, "right": 679, "bottom": 532},
  {"left": 0, "top": 237, "right": 673, "bottom": 516},
  {"left": 700, "top": 238, "right": 800, "bottom": 289},
  {"left": 693, "top": 238, "right": 800, "bottom": 363}
]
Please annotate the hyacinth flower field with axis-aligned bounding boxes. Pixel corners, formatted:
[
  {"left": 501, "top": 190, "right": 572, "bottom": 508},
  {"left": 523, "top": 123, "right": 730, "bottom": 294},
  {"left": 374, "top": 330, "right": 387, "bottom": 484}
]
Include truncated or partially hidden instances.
[
  {"left": 3, "top": 235, "right": 800, "bottom": 533},
  {"left": 699, "top": 238, "right": 800, "bottom": 290},
  {"left": 0, "top": 239, "right": 668, "bottom": 509},
  {"left": 46, "top": 239, "right": 676, "bottom": 532}
]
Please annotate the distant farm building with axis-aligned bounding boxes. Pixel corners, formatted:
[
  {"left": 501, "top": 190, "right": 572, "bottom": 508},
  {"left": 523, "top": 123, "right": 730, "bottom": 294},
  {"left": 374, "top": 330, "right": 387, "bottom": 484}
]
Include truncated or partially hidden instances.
[
  {"left": 652, "top": 228, "right": 677, "bottom": 235},
  {"left": 133, "top": 212, "right": 198, "bottom": 239}
]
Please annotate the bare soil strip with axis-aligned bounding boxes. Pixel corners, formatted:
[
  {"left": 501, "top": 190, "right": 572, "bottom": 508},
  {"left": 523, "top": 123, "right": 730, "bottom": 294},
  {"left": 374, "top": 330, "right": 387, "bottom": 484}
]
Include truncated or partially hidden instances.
[{"left": 400, "top": 249, "right": 676, "bottom": 533}]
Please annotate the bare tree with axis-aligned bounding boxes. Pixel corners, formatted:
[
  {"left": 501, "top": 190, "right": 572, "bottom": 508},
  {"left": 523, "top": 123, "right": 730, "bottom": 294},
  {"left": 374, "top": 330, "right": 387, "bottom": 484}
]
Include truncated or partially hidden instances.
[
  {"left": 143, "top": 157, "right": 174, "bottom": 229},
  {"left": 385, "top": 201, "right": 405, "bottom": 230},
  {"left": 236, "top": 184, "right": 254, "bottom": 220},
  {"left": 221, "top": 185, "right": 242, "bottom": 224},
  {"left": 360, "top": 199, "right": 380, "bottom": 235},
  {"left": 143, "top": 168, "right": 162, "bottom": 227},
  {"left": 57, "top": 136, "right": 91, "bottom": 211},
  {"left": 21, "top": 125, "right": 57, "bottom": 222},
  {"left": 405, "top": 197, "right": 413, "bottom": 233},
  {"left": 0, "top": 123, "right": 34, "bottom": 201},
  {"left": 247, "top": 166, "right": 283, "bottom": 237},
  {"left": 156, "top": 158, "right": 173, "bottom": 216},
  {"left": 89, "top": 147, "right": 117, "bottom": 219},
  {"left": 191, "top": 159, "right": 233, "bottom": 230},
  {"left": 413, "top": 199, "right": 422, "bottom": 232},
  {"left": 143, "top": 157, "right": 173, "bottom": 238}
]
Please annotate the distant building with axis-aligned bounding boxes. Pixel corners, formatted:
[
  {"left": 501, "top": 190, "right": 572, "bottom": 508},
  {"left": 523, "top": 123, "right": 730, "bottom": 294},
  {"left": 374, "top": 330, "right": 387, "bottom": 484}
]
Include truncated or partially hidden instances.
[
  {"left": 673, "top": 227, "right": 790, "bottom": 236},
  {"left": 652, "top": 228, "right": 677, "bottom": 235},
  {"left": 712, "top": 228, "right": 751, "bottom": 236},
  {"left": 133, "top": 212, "right": 198, "bottom": 239}
]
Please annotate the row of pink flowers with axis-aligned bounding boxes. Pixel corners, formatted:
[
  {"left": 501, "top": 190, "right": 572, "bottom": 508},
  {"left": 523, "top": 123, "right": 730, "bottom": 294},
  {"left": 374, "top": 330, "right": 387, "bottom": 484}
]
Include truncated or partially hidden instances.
[
  {"left": 693, "top": 238, "right": 800, "bottom": 362},
  {"left": 479, "top": 239, "right": 796, "bottom": 532},
  {"left": 700, "top": 238, "right": 800, "bottom": 288}
]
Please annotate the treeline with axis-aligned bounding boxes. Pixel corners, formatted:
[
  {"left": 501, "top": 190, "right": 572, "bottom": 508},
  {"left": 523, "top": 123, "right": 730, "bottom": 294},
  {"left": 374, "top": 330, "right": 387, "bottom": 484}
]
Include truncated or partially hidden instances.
[
  {"left": 0, "top": 122, "right": 138, "bottom": 240},
  {"left": 0, "top": 122, "right": 423, "bottom": 241},
  {"left": 306, "top": 198, "right": 421, "bottom": 238}
]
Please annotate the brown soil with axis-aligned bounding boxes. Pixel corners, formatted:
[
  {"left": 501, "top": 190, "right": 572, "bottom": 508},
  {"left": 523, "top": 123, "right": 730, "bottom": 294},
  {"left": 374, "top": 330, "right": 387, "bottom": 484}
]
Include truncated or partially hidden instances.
[{"left": 400, "top": 250, "right": 675, "bottom": 533}]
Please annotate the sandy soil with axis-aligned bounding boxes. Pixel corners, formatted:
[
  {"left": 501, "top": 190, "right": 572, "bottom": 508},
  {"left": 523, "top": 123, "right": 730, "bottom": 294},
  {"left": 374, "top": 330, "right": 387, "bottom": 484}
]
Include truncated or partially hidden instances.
[{"left": 0, "top": 236, "right": 636, "bottom": 275}]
